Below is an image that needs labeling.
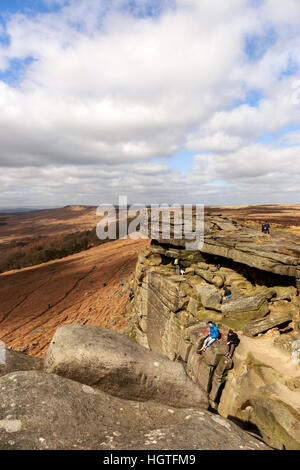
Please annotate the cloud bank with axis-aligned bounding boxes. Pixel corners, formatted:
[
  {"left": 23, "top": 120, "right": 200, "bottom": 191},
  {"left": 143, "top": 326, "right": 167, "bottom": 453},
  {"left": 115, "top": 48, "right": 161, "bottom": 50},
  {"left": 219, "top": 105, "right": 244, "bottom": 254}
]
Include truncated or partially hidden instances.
[{"left": 0, "top": 0, "right": 299, "bottom": 207}]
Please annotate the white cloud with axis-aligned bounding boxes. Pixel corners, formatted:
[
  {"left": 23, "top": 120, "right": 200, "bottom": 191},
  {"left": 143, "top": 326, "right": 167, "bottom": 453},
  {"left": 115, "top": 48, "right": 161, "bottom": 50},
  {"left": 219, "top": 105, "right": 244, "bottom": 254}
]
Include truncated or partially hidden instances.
[{"left": 0, "top": 0, "right": 299, "bottom": 206}]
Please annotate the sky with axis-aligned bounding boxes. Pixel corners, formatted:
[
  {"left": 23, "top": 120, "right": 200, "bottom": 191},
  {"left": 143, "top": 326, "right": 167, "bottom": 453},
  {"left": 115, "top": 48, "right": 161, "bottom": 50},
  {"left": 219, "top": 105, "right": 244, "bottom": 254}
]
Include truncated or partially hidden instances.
[{"left": 0, "top": 0, "right": 300, "bottom": 208}]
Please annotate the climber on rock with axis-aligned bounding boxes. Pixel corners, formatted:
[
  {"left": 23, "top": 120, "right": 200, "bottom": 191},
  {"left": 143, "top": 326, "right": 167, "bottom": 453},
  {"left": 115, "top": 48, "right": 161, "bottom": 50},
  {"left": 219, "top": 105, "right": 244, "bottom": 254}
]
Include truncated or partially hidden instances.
[
  {"left": 199, "top": 321, "right": 220, "bottom": 353},
  {"left": 222, "top": 286, "right": 232, "bottom": 302},
  {"left": 174, "top": 258, "right": 185, "bottom": 275},
  {"left": 225, "top": 330, "right": 240, "bottom": 358}
]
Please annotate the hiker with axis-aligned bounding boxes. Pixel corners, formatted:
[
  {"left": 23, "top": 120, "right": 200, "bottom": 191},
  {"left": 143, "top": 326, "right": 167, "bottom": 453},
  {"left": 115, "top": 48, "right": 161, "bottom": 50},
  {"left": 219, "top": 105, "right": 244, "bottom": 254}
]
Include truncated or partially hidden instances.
[
  {"left": 222, "top": 286, "right": 232, "bottom": 302},
  {"left": 225, "top": 329, "right": 240, "bottom": 358},
  {"left": 129, "top": 287, "right": 134, "bottom": 300},
  {"left": 174, "top": 258, "right": 185, "bottom": 275},
  {"left": 262, "top": 223, "right": 270, "bottom": 234},
  {"left": 199, "top": 321, "right": 220, "bottom": 352}
]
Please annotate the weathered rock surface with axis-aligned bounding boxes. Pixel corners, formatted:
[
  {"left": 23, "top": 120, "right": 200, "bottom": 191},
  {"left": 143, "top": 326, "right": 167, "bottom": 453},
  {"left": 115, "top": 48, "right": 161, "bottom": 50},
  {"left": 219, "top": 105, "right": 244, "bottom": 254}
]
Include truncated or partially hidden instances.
[
  {"left": 243, "top": 314, "right": 292, "bottom": 337},
  {"left": 44, "top": 324, "right": 208, "bottom": 409},
  {"left": 0, "top": 370, "right": 270, "bottom": 450},
  {"left": 218, "top": 340, "right": 300, "bottom": 450},
  {"left": 196, "top": 284, "right": 222, "bottom": 310},
  {"left": 0, "top": 348, "right": 43, "bottom": 378}
]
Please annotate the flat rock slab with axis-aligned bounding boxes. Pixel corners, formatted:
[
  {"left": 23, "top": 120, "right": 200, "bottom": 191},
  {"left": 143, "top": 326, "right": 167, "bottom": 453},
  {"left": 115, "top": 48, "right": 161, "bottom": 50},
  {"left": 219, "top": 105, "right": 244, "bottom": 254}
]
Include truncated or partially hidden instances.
[
  {"left": 243, "top": 314, "right": 292, "bottom": 336},
  {"left": 44, "top": 324, "right": 208, "bottom": 409},
  {"left": 0, "top": 371, "right": 270, "bottom": 450},
  {"left": 221, "top": 292, "right": 270, "bottom": 321}
]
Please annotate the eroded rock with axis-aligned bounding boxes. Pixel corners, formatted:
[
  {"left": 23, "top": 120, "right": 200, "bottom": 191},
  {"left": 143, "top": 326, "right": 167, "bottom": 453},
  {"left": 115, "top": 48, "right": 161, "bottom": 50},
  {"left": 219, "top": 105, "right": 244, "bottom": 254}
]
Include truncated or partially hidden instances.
[{"left": 0, "top": 370, "right": 270, "bottom": 450}]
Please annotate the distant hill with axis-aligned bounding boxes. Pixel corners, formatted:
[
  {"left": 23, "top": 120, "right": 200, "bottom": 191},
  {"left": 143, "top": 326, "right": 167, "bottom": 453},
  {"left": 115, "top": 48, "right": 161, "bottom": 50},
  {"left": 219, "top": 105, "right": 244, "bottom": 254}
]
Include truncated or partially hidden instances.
[{"left": 0, "top": 207, "right": 59, "bottom": 213}]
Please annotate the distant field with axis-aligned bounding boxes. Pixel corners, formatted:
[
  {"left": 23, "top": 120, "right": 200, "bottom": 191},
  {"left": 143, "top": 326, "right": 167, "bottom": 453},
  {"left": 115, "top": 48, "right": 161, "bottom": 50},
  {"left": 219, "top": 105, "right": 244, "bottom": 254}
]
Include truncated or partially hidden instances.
[
  {"left": 0, "top": 206, "right": 101, "bottom": 273},
  {"left": 205, "top": 204, "right": 300, "bottom": 237},
  {"left": 206, "top": 204, "right": 300, "bottom": 226}
]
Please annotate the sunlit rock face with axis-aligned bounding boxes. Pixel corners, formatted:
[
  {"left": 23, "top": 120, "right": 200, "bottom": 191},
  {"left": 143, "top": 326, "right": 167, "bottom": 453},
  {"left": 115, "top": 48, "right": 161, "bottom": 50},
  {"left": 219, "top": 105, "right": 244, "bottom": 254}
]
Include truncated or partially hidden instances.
[{"left": 129, "top": 213, "right": 300, "bottom": 449}]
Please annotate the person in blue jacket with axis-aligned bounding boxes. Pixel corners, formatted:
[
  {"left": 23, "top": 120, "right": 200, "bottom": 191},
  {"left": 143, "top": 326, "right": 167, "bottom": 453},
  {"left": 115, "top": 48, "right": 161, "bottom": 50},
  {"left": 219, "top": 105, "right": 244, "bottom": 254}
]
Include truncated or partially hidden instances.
[{"left": 200, "top": 321, "right": 220, "bottom": 352}]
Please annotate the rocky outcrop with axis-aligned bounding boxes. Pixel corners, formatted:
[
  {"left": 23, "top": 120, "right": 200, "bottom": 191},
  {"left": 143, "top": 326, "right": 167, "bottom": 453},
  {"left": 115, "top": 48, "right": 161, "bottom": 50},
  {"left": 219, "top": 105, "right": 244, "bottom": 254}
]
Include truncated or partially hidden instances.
[
  {"left": 129, "top": 212, "right": 300, "bottom": 449},
  {"left": 141, "top": 211, "right": 300, "bottom": 279},
  {"left": 44, "top": 324, "right": 208, "bottom": 409},
  {"left": 0, "top": 370, "right": 270, "bottom": 450}
]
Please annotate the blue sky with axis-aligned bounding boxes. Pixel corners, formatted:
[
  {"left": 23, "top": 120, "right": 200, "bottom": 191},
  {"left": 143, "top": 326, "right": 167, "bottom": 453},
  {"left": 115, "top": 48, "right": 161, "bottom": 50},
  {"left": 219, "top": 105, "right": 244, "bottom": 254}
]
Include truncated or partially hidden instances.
[
  {"left": 0, "top": 0, "right": 61, "bottom": 16},
  {"left": 0, "top": 0, "right": 299, "bottom": 207}
]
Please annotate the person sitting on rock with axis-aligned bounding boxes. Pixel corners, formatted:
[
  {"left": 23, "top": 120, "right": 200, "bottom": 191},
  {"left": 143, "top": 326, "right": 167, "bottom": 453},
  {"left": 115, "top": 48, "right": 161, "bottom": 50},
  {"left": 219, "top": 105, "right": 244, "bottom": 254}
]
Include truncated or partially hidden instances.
[
  {"left": 225, "top": 330, "right": 240, "bottom": 358},
  {"left": 222, "top": 286, "right": 232, "bottom": 302},
  {"left": 199, "top": 321, "right": 220, "bottom": 352}
]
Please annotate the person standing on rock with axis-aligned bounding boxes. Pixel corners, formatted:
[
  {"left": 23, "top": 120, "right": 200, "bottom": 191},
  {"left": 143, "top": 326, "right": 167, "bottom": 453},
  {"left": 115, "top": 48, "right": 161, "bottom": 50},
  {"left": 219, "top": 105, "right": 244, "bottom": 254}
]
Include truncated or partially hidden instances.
[
  {"left": 225, "top": 330, "right": 239, "bottom": 358},
  {"left": 174, "top": 257, "right": 180, "bottom": 274},
  {"left": 200, "top": 321, "right": 220, "bottom": 352},
  {"left": 174, "top": 258, "right": 185, "bottom": 275},
  {"left": 262, "top": 223, "right": 270, "bottom": 234}
]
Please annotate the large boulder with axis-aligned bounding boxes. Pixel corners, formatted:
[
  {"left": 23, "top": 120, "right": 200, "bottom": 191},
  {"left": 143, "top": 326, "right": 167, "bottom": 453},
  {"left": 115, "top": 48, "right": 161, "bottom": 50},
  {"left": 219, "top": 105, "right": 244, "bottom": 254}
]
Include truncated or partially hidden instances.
[
  {"left": 0, "top": 370, "right": 270, "bottom": 450},
  {"left": 44, "top": 324, "right": 208, "bottom": 409},
  {"left": 0, "top": 348, "right": 43, "bottom": 378}
]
